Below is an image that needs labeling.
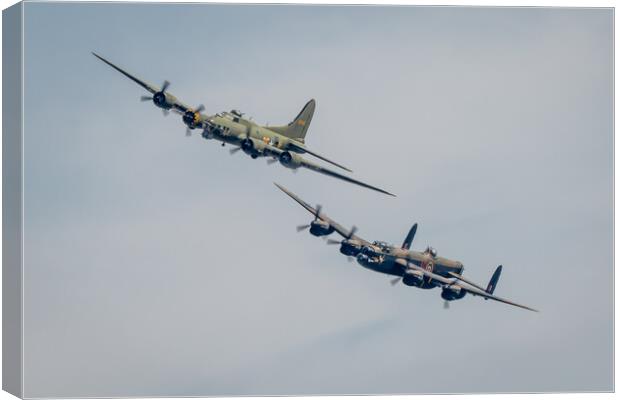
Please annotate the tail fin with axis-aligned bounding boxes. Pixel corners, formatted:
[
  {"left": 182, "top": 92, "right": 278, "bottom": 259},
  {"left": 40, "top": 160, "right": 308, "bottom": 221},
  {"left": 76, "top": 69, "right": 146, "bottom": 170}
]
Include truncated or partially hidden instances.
[
  {"left": 268, "top": 99, "right": 316, "bottom": 143},
  {"left": 486, "top": 265, "right": 502, "bottom": 294},
  {"left": 401, "top": 223, "right": 418, "bottom": 250}
]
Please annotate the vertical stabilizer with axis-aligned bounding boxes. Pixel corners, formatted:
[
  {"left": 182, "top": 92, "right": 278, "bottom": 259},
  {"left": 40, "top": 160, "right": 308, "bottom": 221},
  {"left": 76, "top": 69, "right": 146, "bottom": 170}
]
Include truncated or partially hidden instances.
[
  {"left": 486, "top": 265, "right": 502, "bottom": 294},
  {"left": 267, "top": 99, "right": 316, "bottom": 143},
  {"left": 401, "top": 223, "right": 418, "bottom": 250}
]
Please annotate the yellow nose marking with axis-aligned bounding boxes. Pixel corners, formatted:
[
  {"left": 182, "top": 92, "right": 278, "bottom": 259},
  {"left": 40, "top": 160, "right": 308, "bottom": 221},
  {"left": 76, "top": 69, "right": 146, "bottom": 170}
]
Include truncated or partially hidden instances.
[{"left": 263, "top": 136, "right": 270, "bottom": 144}]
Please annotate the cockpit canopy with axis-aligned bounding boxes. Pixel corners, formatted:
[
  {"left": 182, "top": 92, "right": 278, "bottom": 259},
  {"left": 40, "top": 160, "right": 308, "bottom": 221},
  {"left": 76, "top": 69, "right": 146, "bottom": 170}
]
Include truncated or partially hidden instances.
[
  {"left": 230, "top": 109, "right": 244, "bottom": 117},
  {"left": 372, "top": 240, "right": 390, "bottom": 250}
]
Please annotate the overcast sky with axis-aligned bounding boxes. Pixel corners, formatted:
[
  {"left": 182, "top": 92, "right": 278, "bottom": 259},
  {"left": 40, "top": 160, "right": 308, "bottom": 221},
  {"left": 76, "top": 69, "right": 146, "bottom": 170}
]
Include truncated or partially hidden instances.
[{"left": 21, "top": 3, "right": 612, "bottom": 397}]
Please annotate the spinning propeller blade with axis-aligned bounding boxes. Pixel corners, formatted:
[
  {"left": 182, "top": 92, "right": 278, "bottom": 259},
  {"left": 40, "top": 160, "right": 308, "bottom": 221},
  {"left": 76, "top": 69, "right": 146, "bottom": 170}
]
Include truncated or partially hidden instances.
[{"left": 160, "top": 80, "right": 170, "bottom": 92}]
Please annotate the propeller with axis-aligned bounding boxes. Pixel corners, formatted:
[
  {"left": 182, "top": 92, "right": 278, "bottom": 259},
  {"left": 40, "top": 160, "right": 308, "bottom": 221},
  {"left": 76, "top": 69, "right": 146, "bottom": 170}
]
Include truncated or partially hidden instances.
[
  {"left": 296, "top": 204, "right": 323, "bottom": 233},
  {"left": 162, "top": 109, "right": 169, "bottom": 117},
  {"left": 267, "top": 158, "right": 278, "bottom": 165},
  {"left": 326, "top": 238, "right": 341, "bottom": 245},
  {"left": 346, "top": 226, "right": 358, "bottom": 239},
  {"left": 160, "top": 80, "right": 170, "bottom": 92},
  {"left": 444, "top": 300, "right": 450, "bottom": 310},
  {"left": 142, "top": 80, "right": 171, "bottom": 103},
  {"left": 296, "top": 224, "right": 311, "bottom": 232},
  {"left": 347, "top": 256, "right": 355, "bottom": 263},
  {"left": 229, "top": 128, "right": 253, "bottom": 155},
  {"left": 390, "top": 277, "right": 401, "bottom": 286},
  {"left": 183, "top": 104, "right": 206, "bottom": 135},
  {"left": 314, "top": 204, "right": 322, "bottom": 220}
]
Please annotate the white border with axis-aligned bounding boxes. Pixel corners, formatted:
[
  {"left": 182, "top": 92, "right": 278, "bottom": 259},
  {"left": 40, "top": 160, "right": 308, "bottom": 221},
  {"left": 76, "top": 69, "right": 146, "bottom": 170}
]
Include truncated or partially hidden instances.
[{"left": 0, "top": 1, "right": 615, "bottom": 400}]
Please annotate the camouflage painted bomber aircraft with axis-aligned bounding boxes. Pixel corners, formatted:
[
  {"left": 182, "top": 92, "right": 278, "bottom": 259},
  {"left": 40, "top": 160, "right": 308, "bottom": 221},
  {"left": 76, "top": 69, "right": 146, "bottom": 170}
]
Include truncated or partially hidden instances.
[
  {"left": 275, "top": 183, "right": 538, "bottom": 312},
  {"left": 92, "top": 53, "right": 394, "bottom": 197}
]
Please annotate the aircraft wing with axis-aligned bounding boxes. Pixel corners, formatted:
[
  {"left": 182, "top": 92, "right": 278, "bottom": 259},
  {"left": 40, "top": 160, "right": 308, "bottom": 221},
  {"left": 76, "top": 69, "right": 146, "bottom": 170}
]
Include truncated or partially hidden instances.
[
  {"left": 287, "top": 142, "right": 353, "bottom": 172},
  {"left": 395, "top": 259, "right": 538, "bottom": 312},
  {"left": 92, "top": 52, "right": 159, "bottom": 94},
  {"left": 274, "top": 183, "right": 372, "bottom": 245},
  {"left": 92, "top": 52, "right": 192, "bottom": 113},
  {"left": 260, "top": 142, "right": 393, "bottom": 197},
  {"left": 456, "top": 279, "right": 539, "bottom": 312},
  {"left": 298, "top": 157, "right": 395, "bottom": 197}
]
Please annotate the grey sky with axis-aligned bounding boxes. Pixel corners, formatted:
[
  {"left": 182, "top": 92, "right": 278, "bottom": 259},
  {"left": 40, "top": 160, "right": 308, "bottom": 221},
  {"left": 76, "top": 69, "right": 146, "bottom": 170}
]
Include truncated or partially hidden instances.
[{"left": 21, "top": 3, "right": 612, "bottom": 397}]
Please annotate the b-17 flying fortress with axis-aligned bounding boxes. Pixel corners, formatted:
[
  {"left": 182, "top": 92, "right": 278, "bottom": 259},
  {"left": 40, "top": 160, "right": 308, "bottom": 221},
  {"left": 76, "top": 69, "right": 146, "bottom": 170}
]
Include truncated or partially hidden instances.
[
  {"left": 92, "top": 52, "right": 394, "bottom": 197},
  {"left": 93, "top": 51, "right": 537, "bottom": 313}
]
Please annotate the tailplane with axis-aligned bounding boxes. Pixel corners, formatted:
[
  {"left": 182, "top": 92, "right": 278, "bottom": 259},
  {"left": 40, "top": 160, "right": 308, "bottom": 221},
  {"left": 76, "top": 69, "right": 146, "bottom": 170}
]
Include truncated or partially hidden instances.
[
  {"left": 486, "top": 265, "right": 502, "bottom": 294},
  {"left": 268, "top": 99, "right": 316, "bottom": 143}
]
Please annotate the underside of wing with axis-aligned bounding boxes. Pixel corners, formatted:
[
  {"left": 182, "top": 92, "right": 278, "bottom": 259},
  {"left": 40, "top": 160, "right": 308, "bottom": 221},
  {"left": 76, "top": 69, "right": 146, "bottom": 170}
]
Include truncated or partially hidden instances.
[
  {"left": 459, "top": 284, "right": 539, "bottom": 312},
  {"left": 299, "top": 158, "right": 395, "bottom": 197},
  {"left": 287, "top": 142, "right": 352, "bottom": 172}
]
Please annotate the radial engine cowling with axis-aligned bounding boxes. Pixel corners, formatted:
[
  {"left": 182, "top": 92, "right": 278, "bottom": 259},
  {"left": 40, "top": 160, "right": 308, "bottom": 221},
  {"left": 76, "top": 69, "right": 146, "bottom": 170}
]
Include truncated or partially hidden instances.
[
  {"left": 241, "top": 137, "right": 267, "bottom": 157},
  {"left": 441, "top": 285, "right": 467, "bottom": 301},
  {"left": 279, "top": 151, "right": 303, "bottom": 169},
  {"left": 152, "top": 91, "right": 178, "bottom": 110},
  {"left": 402, "top": 269, "right": 425, "bottom": 287},
  {"left": 183, "top": 110, "right": 203, "bottom": 128},
  {"left": 309, "top": 220, "right": 334, "bottom": 237}
]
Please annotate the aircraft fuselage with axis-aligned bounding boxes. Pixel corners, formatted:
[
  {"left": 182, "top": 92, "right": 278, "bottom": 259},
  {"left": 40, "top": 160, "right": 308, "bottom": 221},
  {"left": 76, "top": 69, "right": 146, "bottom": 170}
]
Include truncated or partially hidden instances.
[
  {"left": 199, "top": 112, "right": 300, "bottom": 156},
  {"left": 355, "top": 246, "right": 465, "bottom": 288}
]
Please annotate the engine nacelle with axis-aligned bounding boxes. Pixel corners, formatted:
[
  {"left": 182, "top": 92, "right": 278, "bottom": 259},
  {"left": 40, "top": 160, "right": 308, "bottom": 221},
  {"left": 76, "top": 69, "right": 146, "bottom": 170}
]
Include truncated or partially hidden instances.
[
  {"left": 152, "top": 91, "right": 178, "bottom": 110},
  {"left": 182, "top": 110, "right": 203, "bottom": 129},
  {"left": 309, "top": 220, "right": 334, "bottom": 237},
  {"left": 339, "top": 239, "right": 362, "bottom": 256},
  {"left": 441, "top": 285, "right": 467, "bottom": 301},
  {"left": 240, "top": 137, "right": 267, "bottom": 158},
  {"left": 279, "top": 151, "right": 303, "bottom": 169},
  {"left": 402, "top": 269, "right": 425, "bottom": 287}
]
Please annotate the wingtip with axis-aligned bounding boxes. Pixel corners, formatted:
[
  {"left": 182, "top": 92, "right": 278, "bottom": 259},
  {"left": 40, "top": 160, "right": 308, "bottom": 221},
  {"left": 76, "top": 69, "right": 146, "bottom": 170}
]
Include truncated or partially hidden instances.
[{"left": 381, "top": 189, "right": 397, "bottom": 197}]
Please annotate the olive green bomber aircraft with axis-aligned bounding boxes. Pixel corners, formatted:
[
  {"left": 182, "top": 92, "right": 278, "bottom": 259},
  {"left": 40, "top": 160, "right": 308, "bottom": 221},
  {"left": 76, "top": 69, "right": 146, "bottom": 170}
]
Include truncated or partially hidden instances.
[
  {"left": 92, "top": 52, "right": 394, "bottom": 197},
  {"left": 275, "top": 183, "right": 538, "bottom": 312}
]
